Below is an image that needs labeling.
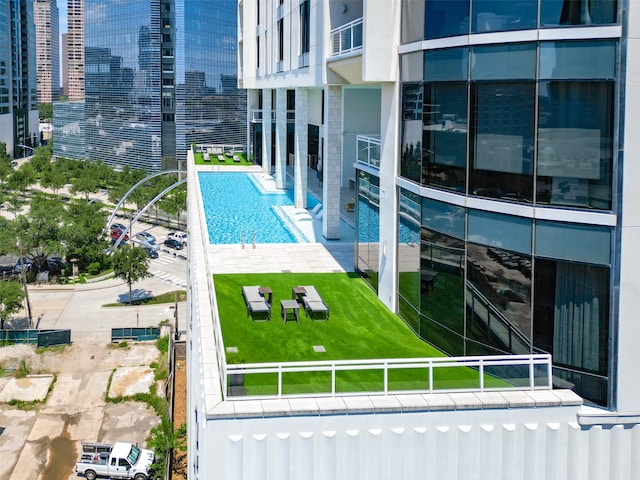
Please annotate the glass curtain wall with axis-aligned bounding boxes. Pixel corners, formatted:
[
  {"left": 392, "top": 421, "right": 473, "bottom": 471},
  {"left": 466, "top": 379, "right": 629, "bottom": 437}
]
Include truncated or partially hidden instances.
[
  {"left": 400, "top": 40, "right": 616, "bottom": 211},
  {"left": 85, "top": 0, "right": 162, "bottom": 171},
  {"left": 356, "top": 172, "right": 380, "bottom": 292},
  {"left": 175, "top": 0, "right": 247, "bottom": 162},
  {"left": 423, "top": 0, "right": 618, "bottom": 40},
  {"left": 395, "top": 188, "right": 612, "bottom": 406}
]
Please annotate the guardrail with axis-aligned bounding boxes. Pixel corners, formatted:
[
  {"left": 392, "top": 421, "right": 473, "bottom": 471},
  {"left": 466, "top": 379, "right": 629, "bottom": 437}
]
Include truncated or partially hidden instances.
[
  {"left": 356, "top": 135, "right": 381, "bottom": 168},
  {"left": 330, "top": 18, "right": 363, "bottom": 56},
  {"left": 224, "top": 353, "right": 553, "bottom": 400}
]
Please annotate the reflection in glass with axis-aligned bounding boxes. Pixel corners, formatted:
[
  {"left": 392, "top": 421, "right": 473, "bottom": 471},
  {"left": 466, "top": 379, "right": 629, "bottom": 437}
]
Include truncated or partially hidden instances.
[
  {"left": 471, "top": 0, "right": 537, "bottom": 33},
  {"left": 540, "top": 0, "right": 618, "bottom": 27},
  {"left": 398, "top": 189, "right": 421, "bottom": 333},
  {"left": 471, "top": 43, "right": 536, "bottom": 80},
  {"left": 356, "top": 172, "right": 380, "bottom": 292},
  {"left": 422, "top": 83, "right": 467, "bottom": 191},
  {"left": 401, "top": 84, "right": 423, "bottom": 183},
  {"left": 470, "top": 82, "right": 535, "bottom": 202},
  {"left": 536, "top": 81, "right": 613, "bottom": 209},
  {"left": 424, "top": 0, "right": 470, "bottom": 40},
  {"left": 466, "top": 243, "right": 532, "bottom": 354}
]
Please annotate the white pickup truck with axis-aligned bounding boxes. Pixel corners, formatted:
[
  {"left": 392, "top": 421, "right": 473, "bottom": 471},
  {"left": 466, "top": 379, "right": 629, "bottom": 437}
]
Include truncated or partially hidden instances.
[{"left": 75, "top": 441, "right": 154, "bottom": 480}]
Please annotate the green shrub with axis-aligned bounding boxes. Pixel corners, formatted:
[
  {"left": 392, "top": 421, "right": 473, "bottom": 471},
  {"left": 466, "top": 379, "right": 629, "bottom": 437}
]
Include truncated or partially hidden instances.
[
  {"left": 15, "top": 360, "right": 30, "bottom": 378},
  {"left": 156, "top": 335, "right": 169, "bottom": 354},
  {"left": 87, "top": 262, "right": 101, "bottom": 275}
]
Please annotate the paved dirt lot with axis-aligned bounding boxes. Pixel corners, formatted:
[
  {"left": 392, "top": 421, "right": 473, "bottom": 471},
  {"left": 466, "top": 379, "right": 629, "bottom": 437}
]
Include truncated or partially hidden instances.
[{"left": 0, "top": 340, "right": 162, "bottom": 479}]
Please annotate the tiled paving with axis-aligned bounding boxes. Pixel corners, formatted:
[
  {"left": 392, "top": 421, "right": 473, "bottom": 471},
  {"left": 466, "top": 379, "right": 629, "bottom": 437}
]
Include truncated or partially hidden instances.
[{"left": 195, "top": 164, "right": 356, "bottom": 275}]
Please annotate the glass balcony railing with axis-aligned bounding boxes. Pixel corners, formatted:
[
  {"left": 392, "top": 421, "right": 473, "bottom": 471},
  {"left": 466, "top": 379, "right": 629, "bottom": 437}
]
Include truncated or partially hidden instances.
[
  {"left": 357, "top": 135, "right": 381, "bottom": 168},
  {"left": 330, "top": 17, "right": 363, "bottom": 57}
]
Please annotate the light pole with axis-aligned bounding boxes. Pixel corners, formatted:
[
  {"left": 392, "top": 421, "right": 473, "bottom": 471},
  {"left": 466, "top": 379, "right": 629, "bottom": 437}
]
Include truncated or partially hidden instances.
[{"left": 16, "top": 239, "right": 33, "bottom": 328}]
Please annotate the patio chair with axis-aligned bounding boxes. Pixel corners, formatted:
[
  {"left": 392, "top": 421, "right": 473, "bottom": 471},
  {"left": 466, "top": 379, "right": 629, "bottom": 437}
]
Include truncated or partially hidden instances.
[
  {"left": 218, "top": 154, "right": 226, "bottom": 162},
  {"left": 233, "top": 154, "right": 241, "bottom": 162},
  {"left": 242, "top": 286, "right": 271, "bottom": 321},
  {"left": 298, "top": 285, "right": 330, "bottom": 320}
]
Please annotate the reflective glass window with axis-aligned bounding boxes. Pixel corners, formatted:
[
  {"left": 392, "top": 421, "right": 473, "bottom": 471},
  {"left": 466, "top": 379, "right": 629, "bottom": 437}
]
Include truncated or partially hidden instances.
[
  {"left": 422, "top": 198, "right": 466, "bottom": 240},
  {"left": 424, "top": 0, "right": 470, "bottom": 40},
  {"left": 540, "top": 0, "right": 618, "bottom": 27},
  {"left": 471, "top": 43, "right": 536, "bottom": 80},
  {"left": 420, "top": 200, "right": 466, "bottom": 343},
  {"left": 398, "top": 189, "right": 422, "bottom": 331},
  {"left": 469, "top": 82, "right": 535, "bottom": 202},
  {"left": 401, "top": 84, "right": 423, "bottom": 183},
  {"left": 539, "top": 41, "right": 616, "bottom": 80},
  {"left": 356, "top": 172, "right": 380, "bottom": 292},
  {"left": 536, "top": 81, "right": 613, "bottom": 209},
  {"left": 533, "top": 259, "right": 609, "bottom": 402},
  {"left": 467, "top": 242, "right": 532, "bottom": 354},
  {"left": 535, "top": 221, "right": 611, "bottom": 265},
  {"left": 422, "top": 83, "right": 468, "bottom": 192},
  {"left": 471, "top": 0, "right": 537, "bottom": 33},
  {"left": 468, "top": 209, "right": 532, "bottom": 254},
  {"left": 424, "top": 48, "right": 468, "bottom": 82}
]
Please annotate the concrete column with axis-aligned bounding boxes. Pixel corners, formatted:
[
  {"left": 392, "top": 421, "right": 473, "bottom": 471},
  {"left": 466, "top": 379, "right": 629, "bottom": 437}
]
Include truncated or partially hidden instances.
[
  {"left": 262, "top": 88, "right": 272, "bottom": 175},
  {"left": 274, "top": 88, "right": 287, "bottom": 189},
  {"left": 323, "top": 86, "right": 342, "bottom": 239},
  {"left": 377, "top": 82, "right": 401, "bottom": 312},
  {"left": 294, "top": 88, "right": 308, "bottom": 209}
]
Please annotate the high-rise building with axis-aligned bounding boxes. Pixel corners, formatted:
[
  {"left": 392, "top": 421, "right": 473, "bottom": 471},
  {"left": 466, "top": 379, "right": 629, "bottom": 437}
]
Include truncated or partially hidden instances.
[
  {"left": 34, "top": 0, "right": 60, "bottom": 102},
  {"left": 183, "top": 1, "right": 640, "bottom": 478},
  {"left": 0, "top": 0, "right": 39, "bottom": 157},
  {"left": 61, "top": 32, "right": 68, "bottom": 97},
  {"left": 174, "top": 0, "right": 246, "bottom": 163},
  {"left": 66, "top": 0, "right": 84, "bottom": 101},
  {"left": 79, "top": 0, "right": 246, "bottom": 171}
]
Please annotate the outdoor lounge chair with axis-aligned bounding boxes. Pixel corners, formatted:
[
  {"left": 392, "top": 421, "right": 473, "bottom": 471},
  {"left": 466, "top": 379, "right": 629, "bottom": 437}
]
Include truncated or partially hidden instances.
[
  {"left": 298, "top": 285, "right": 330, "bottom": 320},
  {"left": 233, "top": 154, "right": 241, "bottom": 162},
  {"left": 242, "top": 285, "right": 271, "bottom": 320},
  {"left": 217, "top": 154, "right": 226, "bottom": 162}
]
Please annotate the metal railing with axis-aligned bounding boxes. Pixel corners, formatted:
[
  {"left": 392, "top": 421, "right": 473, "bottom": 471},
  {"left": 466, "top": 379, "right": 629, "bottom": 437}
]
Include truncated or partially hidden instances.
[
  {"left": 356, "top": 134, "right": 381, "bottom": 168},
  {"left": 330, "top": 17, "right": 363, "bottom": 56},
  {"left": 224, "top": 353, "right": 553, "bottom": 400}
]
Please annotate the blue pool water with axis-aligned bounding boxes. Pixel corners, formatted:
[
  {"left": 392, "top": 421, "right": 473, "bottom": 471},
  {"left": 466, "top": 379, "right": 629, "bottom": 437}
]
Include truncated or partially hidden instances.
[{"left": 199, "top": 172, "right": 319, "bottom": 244}]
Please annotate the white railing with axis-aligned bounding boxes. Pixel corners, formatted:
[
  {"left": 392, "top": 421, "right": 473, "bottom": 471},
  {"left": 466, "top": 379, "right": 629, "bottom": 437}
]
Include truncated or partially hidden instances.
[
  {"left": 330, "top": 17, "right": 363, "bottom": 56},
  {"left": 356, "top": 134, "right": 381, "bottom": 168},
  {"left": 250, "top": 109, "right": 262, "bottom": 122},
  {"left": 224, "top": 353, "right": 553, "bottom": 400}
]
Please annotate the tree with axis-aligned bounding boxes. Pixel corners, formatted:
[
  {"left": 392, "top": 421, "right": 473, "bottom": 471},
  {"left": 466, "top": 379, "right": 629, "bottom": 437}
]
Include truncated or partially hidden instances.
[
  {"left": 16, "top": 195, "right": 64, "bottom": 273},
  {"left": 7, "top": 163, "right": 36, "bottom": 199},
  {"left": 111, "top": 245, "right": 152, "bottom": 304},
  {"left": 40, "top": 166, "right": 67, "bottom": 194},
  {"left": 70, "top": 166, "right": 101, "bottom": 201},
  {"left": 0, "top": 281, "right": 26, "bottom": 329},
  {"left": 159, "top": 184, "right": 187, "bottom": 228},
  {"left": 38, "top": 103, "right": 53, "bottom": 122}
]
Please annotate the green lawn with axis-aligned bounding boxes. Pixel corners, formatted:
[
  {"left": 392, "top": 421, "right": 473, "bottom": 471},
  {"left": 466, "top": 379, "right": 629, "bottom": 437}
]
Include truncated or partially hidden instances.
[
  {"left": 193, "top": 152, "right": 252, "bottom": 166},
  {"left": 215, "top": 272, "right": 507, "bottom": 396}
]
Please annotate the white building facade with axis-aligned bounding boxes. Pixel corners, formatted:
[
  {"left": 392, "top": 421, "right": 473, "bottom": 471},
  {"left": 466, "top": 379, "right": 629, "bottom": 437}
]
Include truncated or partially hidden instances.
[{"left": 185, "top": 1, "right": 640, "bottom": 478}]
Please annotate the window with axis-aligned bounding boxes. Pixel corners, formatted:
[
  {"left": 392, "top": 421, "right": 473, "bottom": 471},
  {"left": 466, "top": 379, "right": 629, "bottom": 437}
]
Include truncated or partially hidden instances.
[
  {"left": 278, "top": 20, "right": 284, "bottom": 62},
  {"left": 540, "top": 0, "right": 617, "bottom": 27},
  {"left": 300, "top": 0, "right": 310, "bottom": 54},
  {"left": 256, "top": 36, "right": 260, "bottom": 68}
]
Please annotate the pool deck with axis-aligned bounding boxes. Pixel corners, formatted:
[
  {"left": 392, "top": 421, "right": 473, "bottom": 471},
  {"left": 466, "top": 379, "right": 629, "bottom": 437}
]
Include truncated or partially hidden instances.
[{"left": 195, "top": 164, "right": 356, "bottom": 274}]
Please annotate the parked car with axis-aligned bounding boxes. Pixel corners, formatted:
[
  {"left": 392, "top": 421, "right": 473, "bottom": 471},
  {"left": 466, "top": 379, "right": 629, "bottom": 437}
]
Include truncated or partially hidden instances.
[
  {"left": 14, "top": 256, "right": 32, "bottom": 274},
  {"left": 135, "top": 231, "right": 156, "bottom": 243},
  {"left": 75, "top": 441, "right": 154, "bottom": 480},
  {"left": 143, "top": 248, "right": 159, "bottom": 259},
  {"left": 110, "top": 222, "right": 127, "bottom": 231},
  {"left": 134, "top": 238, "right": 159, "bottom": 251},
  {"left": 164, "top": 238, "right": 183, "bottom": 250},
  {"left": 110, "top": 229, "right": 129, "bottom": 241},
  {"left": 167, "top": 231, "right": 187, "bottom": 246}
]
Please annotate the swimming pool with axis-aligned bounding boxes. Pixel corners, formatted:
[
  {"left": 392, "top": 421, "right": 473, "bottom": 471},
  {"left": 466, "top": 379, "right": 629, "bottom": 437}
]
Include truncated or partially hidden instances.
[{"left": 198, "top": 172, "right": 319, "bottom": 244}]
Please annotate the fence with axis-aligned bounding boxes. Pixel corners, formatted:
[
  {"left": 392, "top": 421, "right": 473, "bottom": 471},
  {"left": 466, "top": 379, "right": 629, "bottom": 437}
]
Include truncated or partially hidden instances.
[
  {"left": 111, "top": 327, "right": 160, "bottom": 342},
  {"left": 225, "top": 353, "right": 553, "bottom": 400},
  {"left": 0, "top": 329, "right": 71, "bottom": 347}
]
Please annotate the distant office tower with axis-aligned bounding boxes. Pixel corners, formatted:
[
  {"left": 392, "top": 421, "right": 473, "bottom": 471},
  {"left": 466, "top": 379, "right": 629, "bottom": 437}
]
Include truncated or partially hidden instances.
[
  {"left": 61, "top": 33, "right": 68, "bottom": 97},
  {"left": 81, "top": 0, "right": 246, "bottom": 171},
  {"left": 34, "top": 0, "right": 60, "bottom": 102},
  {"left": 0, "top": 0, "right": 39, "bottom": 157},
  {"left": 174, "top": 0, "right": 247, "bottom": 163},
  {"left": 67, "top": 0, "right": 84, "bottom": 101}
]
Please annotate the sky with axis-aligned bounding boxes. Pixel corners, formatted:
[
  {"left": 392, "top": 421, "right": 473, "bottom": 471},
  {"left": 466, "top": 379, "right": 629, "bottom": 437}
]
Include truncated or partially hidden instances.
[{"left": 58, "top": 0, "right": 67, "bottom": 34}]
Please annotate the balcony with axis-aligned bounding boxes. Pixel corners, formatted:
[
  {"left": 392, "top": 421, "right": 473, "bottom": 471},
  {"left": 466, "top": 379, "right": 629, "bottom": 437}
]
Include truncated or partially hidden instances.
[
  {"left": 330, "top": 17, "right": 363, "bottom": 57},
  {"left": 356, "top": 135, "right": 380, "bottom": 168}
]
